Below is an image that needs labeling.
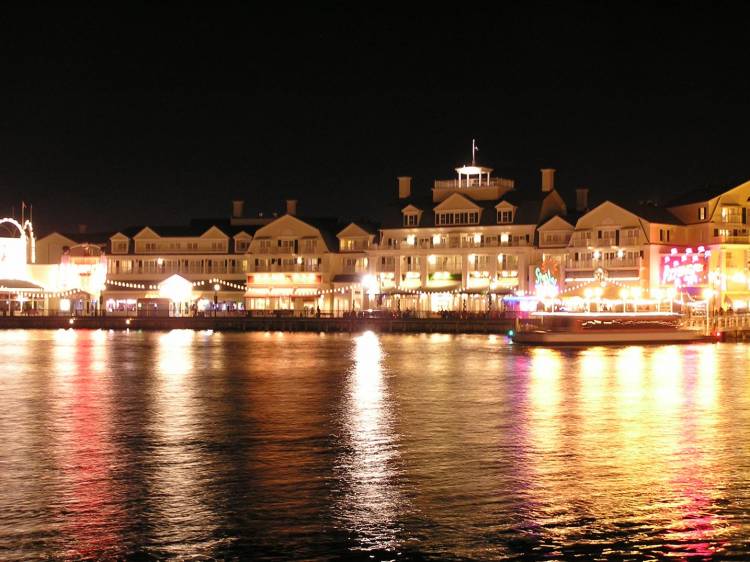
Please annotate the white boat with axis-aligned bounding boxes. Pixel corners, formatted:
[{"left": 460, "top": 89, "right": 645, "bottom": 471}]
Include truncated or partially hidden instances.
[{"left": 511, "top": 312, "right": 715, "bottom": 345}]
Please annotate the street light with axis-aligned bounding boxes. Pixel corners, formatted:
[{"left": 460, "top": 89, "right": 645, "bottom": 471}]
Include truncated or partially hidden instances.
[
  {"left": 214, "top": 283, "right": 220, "bottom": 317},
  {"left": 702, "top": 287, "right": 715, "bottom": 335}
]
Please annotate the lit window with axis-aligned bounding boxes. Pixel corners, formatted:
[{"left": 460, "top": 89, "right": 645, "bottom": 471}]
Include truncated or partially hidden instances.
[{"left": 497, "top": 210, "right": 513, "bottom": 223}]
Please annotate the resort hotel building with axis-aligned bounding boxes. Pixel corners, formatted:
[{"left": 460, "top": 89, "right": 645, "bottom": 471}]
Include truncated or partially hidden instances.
[{"left": 2, "top": 148, "right": 750, "bottom": 316}]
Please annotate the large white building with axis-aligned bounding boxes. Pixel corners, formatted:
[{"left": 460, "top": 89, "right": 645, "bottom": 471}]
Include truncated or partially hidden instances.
[{"left": 14, "top": 149, "right": 750, "bottom": 317}]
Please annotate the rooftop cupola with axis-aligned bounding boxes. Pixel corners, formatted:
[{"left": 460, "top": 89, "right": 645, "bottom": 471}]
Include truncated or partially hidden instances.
[
  {"left": 432, "top": 139, "right": 514, "bottom": 202},
  {"left": 455, "top": 139, "right": 493, "bottom": 187}
]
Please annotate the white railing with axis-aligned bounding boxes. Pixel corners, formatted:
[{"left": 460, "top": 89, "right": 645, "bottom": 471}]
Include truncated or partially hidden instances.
[{"left": 433, "top": 178, "right": 514, "bottom": 189}]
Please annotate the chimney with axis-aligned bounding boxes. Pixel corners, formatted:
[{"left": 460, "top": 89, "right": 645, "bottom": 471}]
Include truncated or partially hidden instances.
[
  {"left": 541, "top": 168, "right": 556, "bottom": 192},
  {"left": 398, "top": 176, "right": 412, "bottom": 199},
  {"left": 77, "top": 224, "right": 87, "bottom": 234},
  {"left": 576, "top": 187, "right": 589, "bottom": 212},
  {"left": 232, "top": 200, "right": 244, "bottom": 218},
  {"left": 286, "top": 199, "right": 298, "bottom": 216}
]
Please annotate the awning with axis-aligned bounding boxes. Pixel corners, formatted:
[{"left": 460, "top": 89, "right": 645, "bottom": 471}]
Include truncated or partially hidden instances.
[
  {"left": 332, "top": 274, "right": 364, "bottom": 284},
  {"left": 0, "top": 279, "right": 45, "bottom": 291},
  {"left": 245, "top": 287, "right": 320, "bottom": 297}
]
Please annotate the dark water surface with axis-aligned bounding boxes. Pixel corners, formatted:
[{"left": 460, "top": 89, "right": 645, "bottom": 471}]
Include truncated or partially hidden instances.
[{"left": 1, "top": 330, "right": 750, "bottom": 560}]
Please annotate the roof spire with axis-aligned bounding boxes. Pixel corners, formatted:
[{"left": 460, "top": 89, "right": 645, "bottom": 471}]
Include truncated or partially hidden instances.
[{"left": 472, "top": 139, "right": 478, "bottom": 165}]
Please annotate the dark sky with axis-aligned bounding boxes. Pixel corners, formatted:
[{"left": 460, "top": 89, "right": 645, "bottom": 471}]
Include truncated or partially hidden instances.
[{"left": 1, "top": 5, "right": 749, "bottom": 234}]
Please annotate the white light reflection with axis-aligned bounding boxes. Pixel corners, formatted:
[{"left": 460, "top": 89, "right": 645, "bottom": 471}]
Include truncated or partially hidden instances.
[
  {"left": 156, "top": 329, "right": 195, "bottom": 377},
  {"left": 150, "top": 330, "right": 221, "bottom": 556},
  {"left": 336, "top": 331, "right": 403, "bottom": 554}
]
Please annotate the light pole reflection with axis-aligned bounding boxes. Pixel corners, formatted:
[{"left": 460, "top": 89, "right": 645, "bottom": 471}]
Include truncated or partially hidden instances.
[
  {"left": 149, "top": 329, "right": 220, "bottom": 557},
  {"left": 336, "top": 331, "right": 404, "bottom": 555}
]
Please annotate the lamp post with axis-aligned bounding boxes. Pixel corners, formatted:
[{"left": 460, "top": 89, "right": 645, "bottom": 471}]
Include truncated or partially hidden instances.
[
  {"left": 703, "top": 288, "right": 714, "bottom": 335},
  {"left": 213, "top": 283, "right": 220, "bottom": 317}
]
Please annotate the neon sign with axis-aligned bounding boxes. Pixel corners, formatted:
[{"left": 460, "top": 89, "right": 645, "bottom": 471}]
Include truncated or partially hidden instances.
[
  {"left": 534, "top": 266, "right": 559, "bottom": 298},
  {"left": 661, "top": 247, "right": 710, "bottom": 288},
  {"left": 534, "top": 256, "right": 561, "bottom": 298}
]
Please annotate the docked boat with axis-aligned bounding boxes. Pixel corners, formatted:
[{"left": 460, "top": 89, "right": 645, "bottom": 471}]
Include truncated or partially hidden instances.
[{"left": 511, "top": 312, "right": 715, "bottom": 345}]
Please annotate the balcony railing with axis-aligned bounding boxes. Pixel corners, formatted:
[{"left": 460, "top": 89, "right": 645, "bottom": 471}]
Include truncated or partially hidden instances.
[
  {"left": 391, "top": 238, "right": 530, "bottom": 250},
  {"left": 566, "top": 257, "right": 640, "bottom": 270},
  {"left": 433, "top": 177, "right": 514, "bottom": 190},
  {"left": 342, "top": 264, "right": 368, "bottom": 274},
  {"left": 251, "top": 264, "right": 321, "bottom": 273},
  {"left": 713, "top": 235, "right": 750, "bottom": 244}
]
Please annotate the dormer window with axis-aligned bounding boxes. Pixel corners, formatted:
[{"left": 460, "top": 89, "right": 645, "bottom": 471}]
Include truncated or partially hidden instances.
[
  {"left": 435, "top": 211, "right": 479, "bottom": 226},
  {"left": 497, "top": 210, "right": 514, "bottom": 224},
  {"left": 403, "top": 213, "right": 418, "bottom": 226}
]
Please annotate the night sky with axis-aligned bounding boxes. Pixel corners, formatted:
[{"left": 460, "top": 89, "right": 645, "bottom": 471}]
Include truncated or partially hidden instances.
[{"left": 1, "top": 6, "right": 749, "bottom": 234}]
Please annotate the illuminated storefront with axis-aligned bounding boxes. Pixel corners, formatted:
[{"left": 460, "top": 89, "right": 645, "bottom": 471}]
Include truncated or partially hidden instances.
[{"left": 245, "top": 272, "right": 323, "bottom": 312}]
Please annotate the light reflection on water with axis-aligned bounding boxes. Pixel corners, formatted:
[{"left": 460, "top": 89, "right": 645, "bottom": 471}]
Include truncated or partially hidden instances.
[
  {"left": 335, "top": 331, "right": 404, "bottom": 555},
  {"left": 0, "top": 331, "right": 750, "bottom": 560}
]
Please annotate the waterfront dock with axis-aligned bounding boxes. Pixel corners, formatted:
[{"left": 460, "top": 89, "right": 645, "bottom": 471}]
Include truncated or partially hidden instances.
[{"left": 0, "top": 315, "right": 515, "bottom": 334}]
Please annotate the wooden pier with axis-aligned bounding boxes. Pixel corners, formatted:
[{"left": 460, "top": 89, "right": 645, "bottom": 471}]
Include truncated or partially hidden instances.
[{"left": 0, "top": 315, "right": 516, "bottom": 334}]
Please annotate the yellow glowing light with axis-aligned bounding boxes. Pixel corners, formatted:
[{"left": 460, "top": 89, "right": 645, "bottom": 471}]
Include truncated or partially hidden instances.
[
  {"left": 432, "top": 234, "right": 441, "bottom": 245},
  {"left": 406, "top": 235, "right": 416, "bottom": 245},
  {"left": 159, "top": 274, "right": 194, "bottom": 303},
  {"left": 702, "top": 288, "right": 714, "bottom": 300},
  {"left": 620, "top": 288, "right": 630, "bottom": 299},
  {"left": 428, "top": 255, "right": 437, "bottom": 265},
  {"left": 473, "top": 233, "right": 481, "bottom": 244},
  {"left": 362, "top": 274, "right": 377, "bottom": 293},
  {"left": 631, "top": 287, "right": 642, "bottom": 299},
  {"left": 584, "top": 288, "right": 593, "bottom": 299},
  {"left": 651, "top": 288, "right": 663, "bottom": 300}
]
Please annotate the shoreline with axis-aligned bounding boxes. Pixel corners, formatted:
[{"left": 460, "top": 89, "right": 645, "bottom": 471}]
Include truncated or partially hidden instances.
[{"left": 0, "top": 315, "right": 515, "bottom": 334}]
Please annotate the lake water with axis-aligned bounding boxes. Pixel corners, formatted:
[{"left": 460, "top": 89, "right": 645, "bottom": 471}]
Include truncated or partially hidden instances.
[{"left": 1, "top": 329, "right": 749, "bottom": 560}]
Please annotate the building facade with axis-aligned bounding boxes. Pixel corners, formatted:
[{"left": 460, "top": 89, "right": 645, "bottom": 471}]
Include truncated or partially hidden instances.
[{"left": 15, "top": 155, "right": 750, "bottom": 316}]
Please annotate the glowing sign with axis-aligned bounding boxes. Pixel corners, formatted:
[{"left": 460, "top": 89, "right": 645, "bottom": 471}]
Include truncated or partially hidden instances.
[
  {"left": 534, "top": 256, "right": 561, "bottom": 298},
  {"left": 534, "top": 267, "right": 558, "bottom": 298},
  {"left": 661, "top": 247, "right": 710, "bottom": 288}
]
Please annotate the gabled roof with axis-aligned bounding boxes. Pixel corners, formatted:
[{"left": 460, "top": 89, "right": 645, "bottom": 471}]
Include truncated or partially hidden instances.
[
  {"left": 51, "top": 232, "right": 112, "bottom": 245},
  {"left": 337, "top": 222, "right": 375, "bottom": 238},
  {"left": 433, "top": 192, "right": 482, "bottom": 211},
  {"left": 381, "top": 189, "right": 551, "bottom": 228},
  {"left": 299, "top": 217, "right": 348, "bottom": 252},
  {"left": 616, "top": 201, "right": 684, "bottom": 225},
  {"left": 400, "top": 204, "right": 422, "bottom": 213},
  {"left": 495, "top": 200, "right": 517, "bottom": 209},
  {"left": 120, "top": 223, "right": 236, "bottom": 239},
  {"left": 537, "top": 215, "right": 575, "bottom": 230},
  {"left": 253, "top": 214, "right": 347, "bottom": 252}
]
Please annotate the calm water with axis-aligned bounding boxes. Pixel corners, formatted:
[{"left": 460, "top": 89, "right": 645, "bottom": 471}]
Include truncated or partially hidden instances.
[{"left": 1, "top": 330, "right": 749, "bottom": 561}]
